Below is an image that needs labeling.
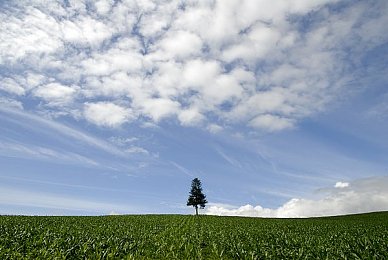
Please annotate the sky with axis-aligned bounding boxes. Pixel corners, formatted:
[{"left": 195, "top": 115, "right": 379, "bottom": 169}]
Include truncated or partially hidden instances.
[{"left": 0, "top": 0, "right": 388, "bottom": 217}]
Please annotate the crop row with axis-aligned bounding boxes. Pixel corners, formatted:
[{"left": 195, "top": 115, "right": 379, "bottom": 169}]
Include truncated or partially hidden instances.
[{"left": 0, "top": 212, "right": 387, "bottom": 259}]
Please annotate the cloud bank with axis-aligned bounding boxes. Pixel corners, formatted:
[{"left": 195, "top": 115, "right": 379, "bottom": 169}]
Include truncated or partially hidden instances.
[
  {"left": 1, "top": 0, "right": 387, "bottom": 132},
  {"left": 206, "top": 177, "right": 388, "bottom": 217}
]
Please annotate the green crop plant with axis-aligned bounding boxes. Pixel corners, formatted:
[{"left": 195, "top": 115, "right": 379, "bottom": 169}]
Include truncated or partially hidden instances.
[{"left": 0, "top": 212, "right": 387, "bottom": 259}]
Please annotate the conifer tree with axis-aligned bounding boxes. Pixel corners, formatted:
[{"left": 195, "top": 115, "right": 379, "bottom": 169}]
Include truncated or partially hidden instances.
[{"left": 187, "top": 178, "right": 207, "bottom": 215}]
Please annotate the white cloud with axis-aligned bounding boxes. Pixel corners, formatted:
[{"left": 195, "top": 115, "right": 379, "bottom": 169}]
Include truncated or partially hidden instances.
[
  {"left": 108, "top": 210, "right": 120, "bottom": 215},
  {"left": 141, "top": 98, "right": 180, "bottom": 122},
  {"left": 182, "top": 59, "right": 221, "bottom": 88},
  {"left": 0, "top": 140, "right": 99, "bottom": 167},
  {"left": 1, "top": 1, "right": 387, "bottom": 131},
  {"left": 95, "top": 0, "right": 114, "bottom": 16},
  {"left": 206, "top": 177, "right": 388, "bottom": 218},
  {"left": 335, "top": 182, "right": 350, "bottom": 188},
  {"left": 178, "top": 108, "right": 204, "bottom": 126},
  {"left": 84, "top": 102, "right": 133, "bottom": 127},
  {"left": 0, "top": 107, "right": 128, "bottom": 158},
  {"left": 0, "top": 7, "right": 63, "bottom": 63},
  {"left": 223, "top": 24, "right": 281, "bottom": 62},
  {"left": 170, "top": 161, "right": 194, "bottom": 177},
  {"left": 34, "top": 83, "right": 78, "bottom": 106},
  {"left": 25, "top": 73, "right": 45, "bottom": 89},
  {"left": 0, "top": 77, "right": 25, "bottom": 95},
  {"left": 207, "top": 124, "right": 223, "bottom": 134},
  {"left": 215, "top": 147, "right": 242, "bottom": 168},
  {"left": 0, "top": 97, "right": 23, "bottom": 109},
  {"left": 249, "top": 114, "right": 294, "bottom": 132},
  {"left": 157, "top": 30, "right": 203, "bottom": 59},
  {"left": 109, "top": 136, "right": 138, "bottom": 146},
  {"left": 125, "top": 146, "right": 149, "bottom": 155},
  {"left": 62, "top": 16, "right": 112, "bottom": 47},
  {"left": 81, "top": 48, "right": 143, "bottom": 77}
]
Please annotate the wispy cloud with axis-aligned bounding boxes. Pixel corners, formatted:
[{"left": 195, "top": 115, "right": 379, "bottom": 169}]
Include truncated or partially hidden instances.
[
  {"left": 0, "top": 107, "right": 127, "bottom": 158},
  {"left": 0, "top": 187, "right": 135, "bottom": 215},
  {"left": 170, "top": 161, "right": 194, "bottom": 178},
  {"left": 0, "top": 107, "right": 156, "bottom": 173},
  {"left": 0, "top": 175, "right": 163, "bottom": 197},
  {"left": 0, "top": 140, "right": 100, "bottom": 167},
  {"left": 214, "top": 147, "right": 242, "bottom": 169}
]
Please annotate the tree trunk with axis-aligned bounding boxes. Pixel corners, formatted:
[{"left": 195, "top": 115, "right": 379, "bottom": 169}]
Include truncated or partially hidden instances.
[{"left": 195, "top": 205, "right": 198, "bottom": 216}]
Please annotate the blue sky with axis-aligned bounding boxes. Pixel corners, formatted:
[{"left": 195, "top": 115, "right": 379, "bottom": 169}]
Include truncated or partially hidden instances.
[{"left": 1, "top": 0, "right": 388, "bottom": 217}]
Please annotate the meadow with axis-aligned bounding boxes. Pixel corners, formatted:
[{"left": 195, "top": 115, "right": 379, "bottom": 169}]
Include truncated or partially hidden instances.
[{"left": 0, "top": 212, "right": 387, "bottom": 259}]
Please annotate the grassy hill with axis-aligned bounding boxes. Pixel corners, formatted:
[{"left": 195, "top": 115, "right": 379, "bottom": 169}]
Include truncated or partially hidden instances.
[{"left": 0, "top": 211, "right": 387, "bottom": 259}]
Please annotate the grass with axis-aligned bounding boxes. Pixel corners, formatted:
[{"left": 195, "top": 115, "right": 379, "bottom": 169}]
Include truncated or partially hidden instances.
[{"left": 0, "top": 211, "right": 387, "bottom": 259}]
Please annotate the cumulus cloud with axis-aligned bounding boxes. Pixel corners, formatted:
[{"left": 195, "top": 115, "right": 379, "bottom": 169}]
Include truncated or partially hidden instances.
[
  {"left": 0, "top": 78, "right": 25, "bottom": 95},
  {"left": 157, "top": 30, "right": 203, "bottom": 59},
  {"left": 1, "top": 1, "right": 387, "bottom": 131},
  {"left": 207, "top": 124, "right": 223, "bottom": 134},
  {"left": 84, "top": 102, "right": 133, "bottom": 127},
  {"left": 249, "top": 114, "right": 294, "bottom": 132},
  {"left": 206, "top": 177, "right": 388, "bottom": 218},
  {"left": 0, "top": 97, "right": 23, "bottom": 110},
  {"left": 178, "top": 108, "right": 204, "bottom": 126},
  {"left": 141, "top": 98, "right": 180, "bottom": 122},
  {"left": 34, "top": 83, "right": 78, "bottom": 106},
  {"left": 62, "top": 16, "right": 112, "bottom": 47},
  {"left": 335, "top": 182, "right": 350, "bottom": 188}
]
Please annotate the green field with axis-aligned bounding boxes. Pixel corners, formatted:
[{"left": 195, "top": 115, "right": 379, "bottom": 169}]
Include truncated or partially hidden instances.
[{"left": 0, "top": 212, "right": 387, "bottom": 259}]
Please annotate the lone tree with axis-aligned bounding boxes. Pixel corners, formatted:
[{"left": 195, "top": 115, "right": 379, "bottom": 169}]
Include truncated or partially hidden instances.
[{"left": 187, "top": 178, "right": 207, "bottom": 215}]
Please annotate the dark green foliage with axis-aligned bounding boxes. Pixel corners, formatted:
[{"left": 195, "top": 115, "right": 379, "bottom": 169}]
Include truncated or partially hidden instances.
[
  {"left": 0, "top": 212, "right": 387, "bottom": 259},
  {"left": 187, "top": 178, "right": 207, "bottom": 215}
]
